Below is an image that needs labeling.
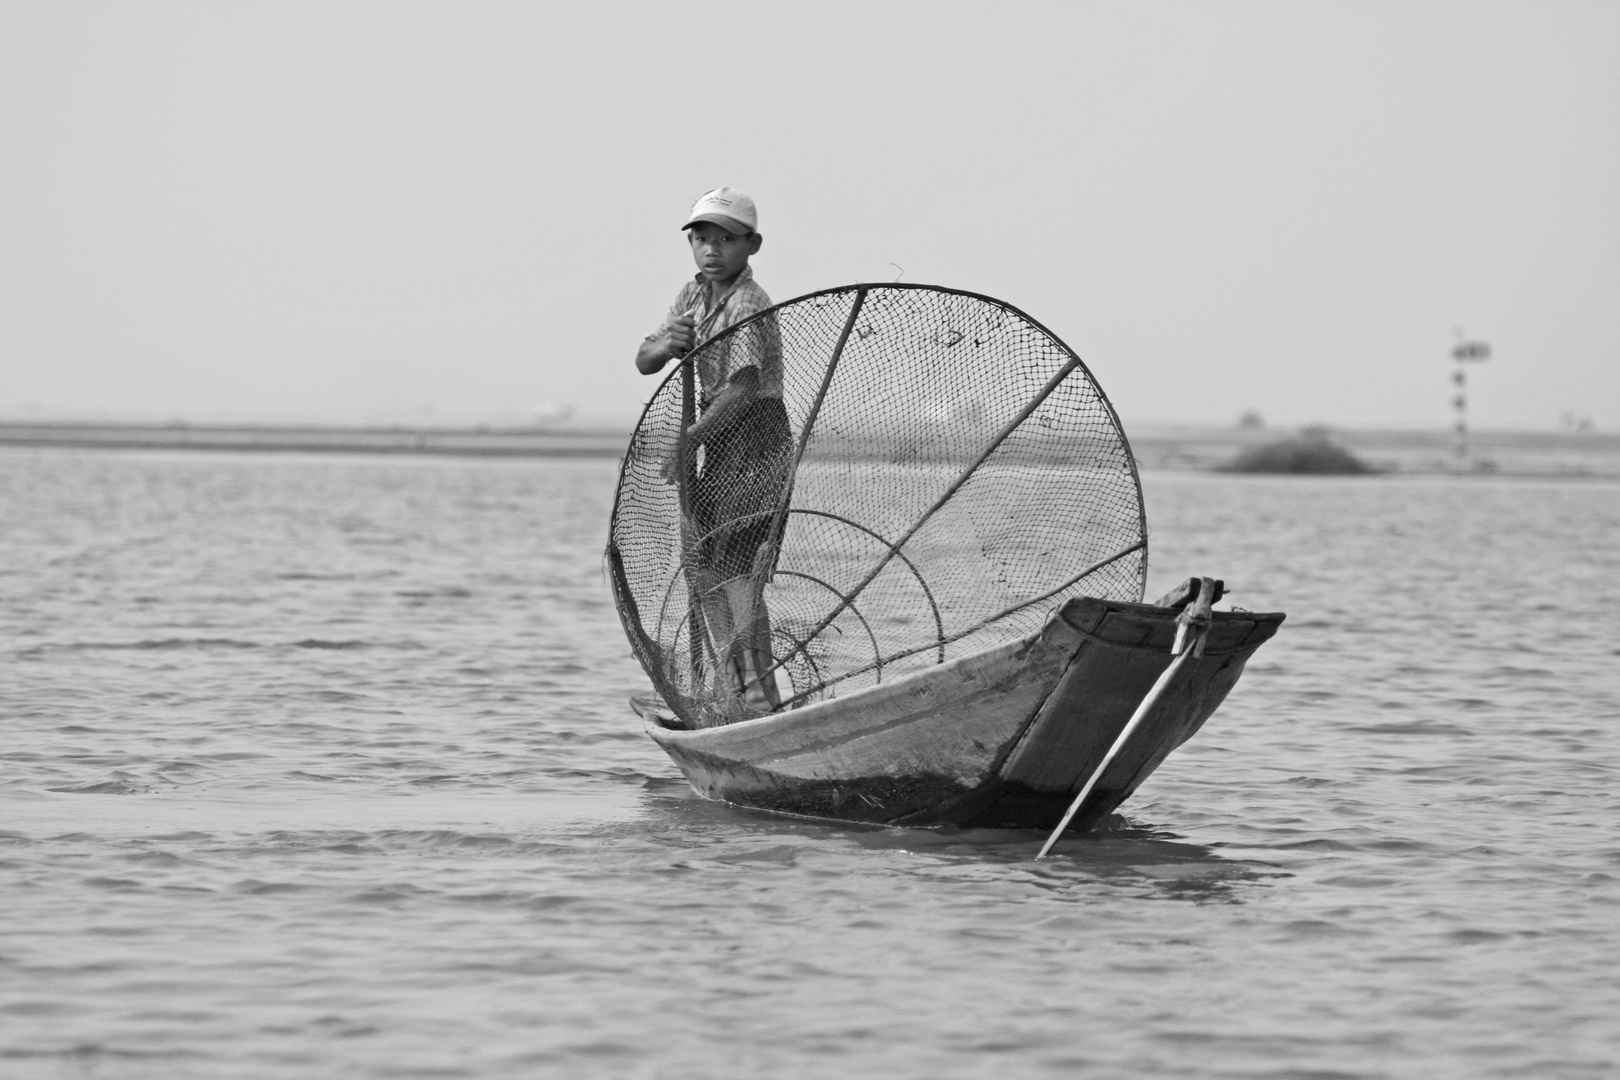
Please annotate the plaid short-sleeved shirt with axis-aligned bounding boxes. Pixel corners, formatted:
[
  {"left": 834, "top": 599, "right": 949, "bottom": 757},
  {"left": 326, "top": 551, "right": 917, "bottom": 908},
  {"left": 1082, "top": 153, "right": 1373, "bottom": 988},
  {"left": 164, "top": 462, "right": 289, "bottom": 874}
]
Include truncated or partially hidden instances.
[{"left": 649, "top": 267, "right": 783, "bottom": 402}]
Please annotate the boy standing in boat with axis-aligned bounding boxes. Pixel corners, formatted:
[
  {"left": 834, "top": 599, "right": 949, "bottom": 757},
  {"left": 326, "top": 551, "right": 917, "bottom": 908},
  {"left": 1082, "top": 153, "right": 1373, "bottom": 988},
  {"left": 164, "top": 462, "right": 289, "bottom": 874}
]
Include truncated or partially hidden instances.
[{"left": 636, "top": 187, "right": 792, "bottom": 713}]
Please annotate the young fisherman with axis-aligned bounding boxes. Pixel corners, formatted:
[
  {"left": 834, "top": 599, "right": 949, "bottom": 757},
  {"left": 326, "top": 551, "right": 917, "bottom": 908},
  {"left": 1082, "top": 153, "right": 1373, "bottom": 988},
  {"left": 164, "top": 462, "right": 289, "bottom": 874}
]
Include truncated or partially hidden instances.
[{"left": 636, "top": 187, "right": 792, "bottom": 711}]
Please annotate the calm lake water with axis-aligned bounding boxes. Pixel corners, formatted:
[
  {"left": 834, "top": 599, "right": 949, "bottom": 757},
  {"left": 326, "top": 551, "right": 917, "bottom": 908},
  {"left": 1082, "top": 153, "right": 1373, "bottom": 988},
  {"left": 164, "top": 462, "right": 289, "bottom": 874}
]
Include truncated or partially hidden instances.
[{"left": 2, "top": 447, "right": 1618, "bottom": 1079}]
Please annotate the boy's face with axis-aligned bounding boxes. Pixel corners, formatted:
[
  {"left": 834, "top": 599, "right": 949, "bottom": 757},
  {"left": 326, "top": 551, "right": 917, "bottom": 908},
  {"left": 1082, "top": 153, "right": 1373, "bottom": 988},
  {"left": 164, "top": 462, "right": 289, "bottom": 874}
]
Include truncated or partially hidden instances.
[{"left": 687, "top": 221, "right": 760, "bottom": 286}]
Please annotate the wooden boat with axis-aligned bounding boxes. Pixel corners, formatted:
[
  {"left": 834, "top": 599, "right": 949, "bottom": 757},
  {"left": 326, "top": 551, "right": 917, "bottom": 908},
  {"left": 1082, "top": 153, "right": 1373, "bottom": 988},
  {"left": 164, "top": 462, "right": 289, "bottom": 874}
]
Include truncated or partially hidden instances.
[
  {"left": 633, "top": 580, "right": 1284, "bottom": 831},
  {"left": 611, "top": 284, "right": 1286, "bottom": 837}
]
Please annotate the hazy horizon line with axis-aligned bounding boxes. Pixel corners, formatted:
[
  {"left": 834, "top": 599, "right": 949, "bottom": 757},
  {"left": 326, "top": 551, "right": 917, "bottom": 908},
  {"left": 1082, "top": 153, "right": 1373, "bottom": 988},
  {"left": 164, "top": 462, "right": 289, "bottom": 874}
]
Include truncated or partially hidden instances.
[{"left": 0, "top": 414, "right": 1606, "bottom": 437}]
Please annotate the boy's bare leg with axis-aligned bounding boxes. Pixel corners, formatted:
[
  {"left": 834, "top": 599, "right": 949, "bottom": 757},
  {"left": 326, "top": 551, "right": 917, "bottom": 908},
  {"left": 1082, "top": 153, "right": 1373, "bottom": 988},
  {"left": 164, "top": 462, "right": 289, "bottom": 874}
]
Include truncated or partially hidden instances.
[
  {"left": 744, "top": 540, "right": 782, "bottom": 708},
  {"left": 745, "top": 583, "right": 780, "bottom": 708},
  {"left": 718, "top": 577, "right": 780, "bottom": 710},
  {"left": 693, "top": 569, "right": 736, "bottom": 694},
  {"left": 689, "top": 560, "right": 756, "bottom": 705}
]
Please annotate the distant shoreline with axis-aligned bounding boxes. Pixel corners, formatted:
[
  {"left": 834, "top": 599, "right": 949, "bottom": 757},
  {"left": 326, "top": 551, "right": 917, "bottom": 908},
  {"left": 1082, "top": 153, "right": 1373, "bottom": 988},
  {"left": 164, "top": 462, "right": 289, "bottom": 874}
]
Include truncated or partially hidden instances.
[
  {"left": 0, "top": 420, "right": 630, "bottom": 458},
  {"left": 2, "top": 420, "right": 1615, "bottom": 478}
]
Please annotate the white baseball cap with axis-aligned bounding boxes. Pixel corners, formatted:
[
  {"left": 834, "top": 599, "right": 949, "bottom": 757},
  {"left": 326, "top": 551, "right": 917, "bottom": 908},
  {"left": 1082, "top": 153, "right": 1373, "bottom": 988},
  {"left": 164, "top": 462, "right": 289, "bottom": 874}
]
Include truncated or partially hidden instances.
[{"left": 682, "top": 186, "right": 758, "bottom": 236}]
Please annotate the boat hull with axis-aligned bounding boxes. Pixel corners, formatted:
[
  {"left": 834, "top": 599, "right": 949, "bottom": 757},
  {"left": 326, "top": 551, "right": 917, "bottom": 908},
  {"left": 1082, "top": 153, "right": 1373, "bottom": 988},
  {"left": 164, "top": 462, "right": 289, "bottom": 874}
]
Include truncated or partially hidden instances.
[{"left": 639, "top": 595, "right": 1284, "bottom": 830}]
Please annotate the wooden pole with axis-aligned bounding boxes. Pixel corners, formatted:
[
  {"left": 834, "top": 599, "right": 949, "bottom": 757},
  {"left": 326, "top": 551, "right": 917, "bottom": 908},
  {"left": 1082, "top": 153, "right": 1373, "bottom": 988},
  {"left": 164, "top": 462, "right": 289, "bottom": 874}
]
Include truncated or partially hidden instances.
[
  {"left": 1033, "top": 648, "right": 1194, "bottom": 859},
  {"left": 678, "top": 356, "right": 710, "bottom": 684}
]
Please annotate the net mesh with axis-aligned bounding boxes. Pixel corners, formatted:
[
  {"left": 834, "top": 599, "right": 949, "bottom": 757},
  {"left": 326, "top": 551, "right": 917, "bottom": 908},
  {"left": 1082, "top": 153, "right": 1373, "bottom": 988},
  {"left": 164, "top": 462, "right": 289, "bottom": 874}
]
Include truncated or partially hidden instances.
[{"left": 609, "top": 283, "right": 1146, "bottom": 728}]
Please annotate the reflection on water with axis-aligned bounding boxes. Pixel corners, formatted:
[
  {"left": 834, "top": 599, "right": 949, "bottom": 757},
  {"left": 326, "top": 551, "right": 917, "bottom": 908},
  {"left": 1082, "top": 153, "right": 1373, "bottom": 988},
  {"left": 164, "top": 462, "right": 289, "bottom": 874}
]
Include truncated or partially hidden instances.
[
  {"left": 659, "top": 795, "right": 1287, "bottom": 906},
  {"left": 1, "top": 449, "right": 1618, "bottom": 1079}
]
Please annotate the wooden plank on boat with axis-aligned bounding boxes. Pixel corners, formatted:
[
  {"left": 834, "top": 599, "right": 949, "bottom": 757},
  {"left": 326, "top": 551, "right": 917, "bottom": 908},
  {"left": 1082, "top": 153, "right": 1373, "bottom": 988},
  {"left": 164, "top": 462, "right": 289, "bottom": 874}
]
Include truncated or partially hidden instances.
[{"left": 649, "top": 619, "right": 1080, "bottom": 778}]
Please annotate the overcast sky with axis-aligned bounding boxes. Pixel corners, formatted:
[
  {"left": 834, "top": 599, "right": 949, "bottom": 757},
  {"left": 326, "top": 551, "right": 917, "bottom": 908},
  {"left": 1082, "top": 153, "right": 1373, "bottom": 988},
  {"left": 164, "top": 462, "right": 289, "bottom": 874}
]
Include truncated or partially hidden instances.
[{"left": 3, "top": 0, "right": 1616, "bottom": 430}]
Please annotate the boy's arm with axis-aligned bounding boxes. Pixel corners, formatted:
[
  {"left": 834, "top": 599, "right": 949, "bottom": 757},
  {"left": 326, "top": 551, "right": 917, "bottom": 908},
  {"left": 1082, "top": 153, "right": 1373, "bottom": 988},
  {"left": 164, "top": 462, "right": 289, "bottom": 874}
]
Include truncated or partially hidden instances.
[{"left": 686, "top": 366, "right": 757, "bottom": 445}]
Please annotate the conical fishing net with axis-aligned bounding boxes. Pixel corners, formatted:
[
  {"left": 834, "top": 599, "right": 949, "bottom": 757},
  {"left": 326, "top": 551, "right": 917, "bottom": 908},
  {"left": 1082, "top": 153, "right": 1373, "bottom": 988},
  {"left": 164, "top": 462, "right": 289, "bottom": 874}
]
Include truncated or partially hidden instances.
[{"left": 608, "top": 283, "right": 1146, "bottom": 728}]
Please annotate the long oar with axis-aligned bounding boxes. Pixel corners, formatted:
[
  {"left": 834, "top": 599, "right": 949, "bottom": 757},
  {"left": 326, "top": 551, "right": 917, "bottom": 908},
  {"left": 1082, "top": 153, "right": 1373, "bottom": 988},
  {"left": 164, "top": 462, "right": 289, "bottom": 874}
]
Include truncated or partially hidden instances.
[{"left": 1035, "top": 577, "right": 1217, "bottom": 859}]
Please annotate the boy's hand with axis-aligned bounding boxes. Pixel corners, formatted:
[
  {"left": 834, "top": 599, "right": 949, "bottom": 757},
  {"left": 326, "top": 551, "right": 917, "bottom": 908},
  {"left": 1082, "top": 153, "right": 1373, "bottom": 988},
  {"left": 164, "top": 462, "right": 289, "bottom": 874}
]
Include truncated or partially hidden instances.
[
  {"left": 636, "top": 314, "right": 697, "bottom": 375},
  {"left": 662, "top": 314, "right": 696, "bottom": 360}
]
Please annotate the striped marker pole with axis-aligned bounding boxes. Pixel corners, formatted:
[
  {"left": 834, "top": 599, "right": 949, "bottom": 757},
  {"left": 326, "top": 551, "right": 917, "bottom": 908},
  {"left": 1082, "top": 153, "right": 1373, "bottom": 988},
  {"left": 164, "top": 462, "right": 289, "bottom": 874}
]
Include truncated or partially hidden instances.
[{"left": 1451, "top": 337, "right": 1490, "bottom": 464}]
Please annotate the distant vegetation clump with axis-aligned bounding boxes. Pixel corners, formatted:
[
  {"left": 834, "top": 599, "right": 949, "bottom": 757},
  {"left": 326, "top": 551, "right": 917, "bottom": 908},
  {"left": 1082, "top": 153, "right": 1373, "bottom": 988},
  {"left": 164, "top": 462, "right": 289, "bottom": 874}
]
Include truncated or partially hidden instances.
[{"left": 1220, "top": 432, "right": 1375, "bottom": 475}]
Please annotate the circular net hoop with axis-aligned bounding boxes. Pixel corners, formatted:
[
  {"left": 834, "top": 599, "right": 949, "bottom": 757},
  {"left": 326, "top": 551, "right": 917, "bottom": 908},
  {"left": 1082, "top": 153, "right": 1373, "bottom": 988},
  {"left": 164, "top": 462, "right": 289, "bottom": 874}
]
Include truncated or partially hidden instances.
[{"left": 608, "top": 283, "right": 1146, "bottom": 728}]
